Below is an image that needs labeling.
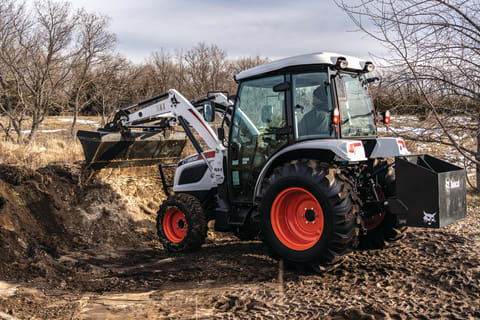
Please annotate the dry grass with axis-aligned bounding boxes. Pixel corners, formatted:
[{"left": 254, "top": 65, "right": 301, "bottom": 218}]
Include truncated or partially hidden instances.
[
  {"left": 0, "top": 134, "right": 84, "bottom": 168},
  {"left": 0, "top": 116, "right": 100, "bottom": 169}
]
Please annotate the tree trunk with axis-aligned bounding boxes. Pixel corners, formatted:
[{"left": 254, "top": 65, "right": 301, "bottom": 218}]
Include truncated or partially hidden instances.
[
  {"left": 70, "top": 105, "right": 78, "bottom": 138},
  {"left": 11, "top": 120, "right": 23, "bottom": 144},
  {"left": 26, "top": 121, "right": 41, "bottom": 145},
  {"left": 71, "top": 92, "right": 81, "bottom": 138},
  {"left": 476, "top": 116, "right": 480, "bottom": 191},
  {"left": 101, "top": 96, "right": 106, "bottom": 127}
]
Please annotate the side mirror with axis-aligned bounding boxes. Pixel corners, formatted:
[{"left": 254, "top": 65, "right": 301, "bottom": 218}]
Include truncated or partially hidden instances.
[
  {"left": 227, "top": 94, "right": 237, "bottom": 103},
  {"left": 261, "top": 105, "right": 273, "bottom": 123},
  {"left": 203, "top": 102, "right": 215, "bottom": 122},
  {"left": 273, "top": 81, "right": 290, "bottom": 92}
]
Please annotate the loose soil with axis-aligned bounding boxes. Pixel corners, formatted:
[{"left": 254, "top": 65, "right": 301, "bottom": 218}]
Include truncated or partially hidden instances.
[{"left": 0, "top": 163, "right": 479, "bottom": 319}]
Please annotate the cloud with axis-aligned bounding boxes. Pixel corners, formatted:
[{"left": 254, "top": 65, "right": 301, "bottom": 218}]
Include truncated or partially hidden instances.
[{"left": 65, "top": 0, "right": 387, "bottom": 62}]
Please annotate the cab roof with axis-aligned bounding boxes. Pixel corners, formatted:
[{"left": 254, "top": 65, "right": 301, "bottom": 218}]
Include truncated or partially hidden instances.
[{"left": 234, "top": 52, "right": 371, "bottom": 81}]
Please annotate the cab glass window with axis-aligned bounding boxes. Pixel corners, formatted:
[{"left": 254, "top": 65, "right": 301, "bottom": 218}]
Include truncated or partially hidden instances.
[
  {"left": 229, "top": 75, "right": 287, "bottom": 202},
  {"left": 337, "top": 72, "right": 376, "bottom": 137},
  {"left": 293, "top": 72, "right": 333, "bottom": 140}
]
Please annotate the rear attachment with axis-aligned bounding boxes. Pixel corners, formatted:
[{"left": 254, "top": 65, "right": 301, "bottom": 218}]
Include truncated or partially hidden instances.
[
  {"left": 388, "top": 154, "right": 467, "bottom": 228},
  {"left": 77, "top": 129, "right": 186, "bottom": 169}
]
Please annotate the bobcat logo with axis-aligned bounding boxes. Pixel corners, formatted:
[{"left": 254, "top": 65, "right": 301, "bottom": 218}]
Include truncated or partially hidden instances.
[{"left": 423, "top": 211, "right": 437, "bottom": 226}]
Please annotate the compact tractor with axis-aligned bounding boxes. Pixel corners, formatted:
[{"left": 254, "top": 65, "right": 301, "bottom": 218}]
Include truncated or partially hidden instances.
[{"left": 78, "top": 52, "right": 466, "bottom": 272}]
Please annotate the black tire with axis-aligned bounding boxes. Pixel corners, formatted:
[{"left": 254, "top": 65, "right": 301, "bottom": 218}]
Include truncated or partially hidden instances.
[
  {"left": 359, "top": 160, "right": 408, "bottom": 249},
  {"left": 259, "top": 159, "right": 359, "bottom": 272},
  {"left": 156, "top": 193, "right": 207, "bottom": 252}
]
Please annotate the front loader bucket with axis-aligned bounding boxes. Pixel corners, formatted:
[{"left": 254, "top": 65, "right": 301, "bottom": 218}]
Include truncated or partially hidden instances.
[{"left": 77, "top": 130, "right": 186, "bottom": 169}]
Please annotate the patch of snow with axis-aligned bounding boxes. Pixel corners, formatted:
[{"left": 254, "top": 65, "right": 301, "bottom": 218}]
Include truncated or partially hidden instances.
[
  {"left": 448, "top": 116, "right": 472, "bottom": 126},
  {"left": 21, "top": 129, "right": 64, "bottom": 134},
  {"left": 58, "top": 118, "right": 98, "bottom": 125},
  {"left": 39, "top": 147, "right": 46, "bottom": 151},
  {"left": 393, "top": 115, "right": 417, "bottom": 121}
]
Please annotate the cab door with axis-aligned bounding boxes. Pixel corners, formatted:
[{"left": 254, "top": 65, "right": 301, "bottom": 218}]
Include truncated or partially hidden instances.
[{"left": 228, "top": 75, "right": 289, "bottom": 203}]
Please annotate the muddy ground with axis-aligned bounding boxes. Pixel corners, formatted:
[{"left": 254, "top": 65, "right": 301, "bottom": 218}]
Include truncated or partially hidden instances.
[{"left": 0, "top": 163, "right": 479, "bottom": 319}]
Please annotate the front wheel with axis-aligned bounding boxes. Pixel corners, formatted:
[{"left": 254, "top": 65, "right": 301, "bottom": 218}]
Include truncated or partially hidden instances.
[
  {"left": 259, "top": 160, "right": 359, "bottom": 272},
  {"left": 156, "top": 193, "right": 207, "bottom": 252}
]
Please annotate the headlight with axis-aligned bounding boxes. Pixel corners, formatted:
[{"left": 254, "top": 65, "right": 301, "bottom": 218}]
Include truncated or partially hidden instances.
[
  {"left": 336, "top": 58, "right": 348, "bottom": 69},
  {"left": 364, "top": 62, "right": 375, "bottom": 72}
]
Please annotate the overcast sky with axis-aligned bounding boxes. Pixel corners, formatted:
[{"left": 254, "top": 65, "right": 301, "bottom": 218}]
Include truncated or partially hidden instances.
[{"left": 66, "top": 0, "right": 386, "bottom": 63}]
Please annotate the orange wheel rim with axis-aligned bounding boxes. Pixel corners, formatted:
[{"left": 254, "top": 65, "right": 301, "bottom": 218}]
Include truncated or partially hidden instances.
[
  {"left": 163, "top": 208, "right": 187, "bottom": 243},
  {"left": 271, "top": 187, "right": 324, "bottom": 251}
]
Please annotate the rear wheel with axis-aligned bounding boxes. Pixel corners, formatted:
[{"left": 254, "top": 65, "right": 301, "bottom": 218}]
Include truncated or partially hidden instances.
[
  {"left": 157, "top": 193, "right": 207, "bottom": 252},
  {"left": 259, "top": 160, "right": 359, "bottom": 272},
  {"left": 359, "top": 160, "right": 407, "bottom": 249}
]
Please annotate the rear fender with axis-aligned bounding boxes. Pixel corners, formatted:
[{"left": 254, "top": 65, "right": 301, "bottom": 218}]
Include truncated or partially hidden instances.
[
  {"left": 253, "top": 140, "right": 367, "bottom": 201},
  {"left": 369, "top": 137, "right": 410, "bottom": 158}
]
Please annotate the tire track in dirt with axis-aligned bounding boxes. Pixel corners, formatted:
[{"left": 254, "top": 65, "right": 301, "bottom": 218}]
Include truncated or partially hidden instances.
[{"left": 0, "top": 163, "right": 478, "bottom": 319}]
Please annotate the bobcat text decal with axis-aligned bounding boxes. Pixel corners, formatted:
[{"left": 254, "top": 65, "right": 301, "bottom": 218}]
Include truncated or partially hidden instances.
[{"left": 445, "top": 178, "right": 460, "bottom": 192}]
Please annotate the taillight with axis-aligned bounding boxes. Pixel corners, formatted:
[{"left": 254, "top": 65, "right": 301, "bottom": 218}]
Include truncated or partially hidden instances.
[
  {"left": 333, "top": 107, "right": 340, "bottom": 125},
  {"left": 384, "top": 110, "right": 391, "bottom": 124},
  {"left": 347, "top": 142, "right": 362, "bottom": 153}
]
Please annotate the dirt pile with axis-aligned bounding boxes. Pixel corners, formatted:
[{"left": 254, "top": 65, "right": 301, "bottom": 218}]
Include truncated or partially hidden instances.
[
  {"left": 0, "top": 162, "right": 478, "bottom": 319},
  {"left": 0, "top": 163, "right": 157, "bottom": 286}
]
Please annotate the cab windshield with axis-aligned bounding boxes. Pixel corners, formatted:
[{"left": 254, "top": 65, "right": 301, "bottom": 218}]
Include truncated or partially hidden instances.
[{"left": 335, "top": 72, "right": 376, "bottom": 137}]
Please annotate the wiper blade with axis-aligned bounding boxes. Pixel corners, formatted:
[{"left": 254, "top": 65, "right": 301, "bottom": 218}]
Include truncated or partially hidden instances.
[{"left": 341, "top": 111, "right": 374, "bottom": 124}]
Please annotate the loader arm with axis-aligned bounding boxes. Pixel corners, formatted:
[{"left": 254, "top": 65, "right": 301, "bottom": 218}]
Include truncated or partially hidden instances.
[
  {"left": 121, "top": 89, "right": 222, "bottom": 152},
  {"left": 119, "top": 89, "right": 226, "bottom": 184},
  {"left": 78, "top": 89, "right": 226, "bottom": 185}
]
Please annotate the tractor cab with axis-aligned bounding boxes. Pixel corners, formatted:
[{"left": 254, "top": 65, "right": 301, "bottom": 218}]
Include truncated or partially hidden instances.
[{"left": 228, "top": 52, "right": 378, "bottom": 203}]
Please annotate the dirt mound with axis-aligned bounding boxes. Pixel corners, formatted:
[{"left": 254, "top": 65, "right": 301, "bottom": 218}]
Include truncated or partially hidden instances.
[
  {"left": 0, "top": 163, "right": 478, "bottom": 319},
  {"left": 0, "top": 163, "right": 156, "bottom": 285}
]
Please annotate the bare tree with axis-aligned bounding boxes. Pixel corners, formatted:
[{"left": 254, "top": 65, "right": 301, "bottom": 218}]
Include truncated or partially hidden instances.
[
  {"left": 0, "top": 0, "right": 76, "bottom": 144},
  {"left": 90, "top": 54, "right": 130, "bottom": 126},
  {"left": 183, "top": 43, "right": 230, "bottom": 98},
  {"left": 0, "top": 0, "right": 31, "bottom": 143},
  {"left": 146, "top": 49, "right": 175, "bottom": 94},
  {"left": 227, "top": 56, "right": 269, "bottom": 94},
  {"left": 337, "top": 0, "right": 480, "bottom": 190},
  {"left": 67, "top": 8, "right": 115, "bottom": 137}
]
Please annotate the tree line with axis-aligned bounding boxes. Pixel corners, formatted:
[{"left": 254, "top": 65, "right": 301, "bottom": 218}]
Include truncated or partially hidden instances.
[
  {"left": 0, "top": 1, "right": 477, "bottom": 188},
  {"left": 0, "top": 0, "right": 266, "bottom": 144}
]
